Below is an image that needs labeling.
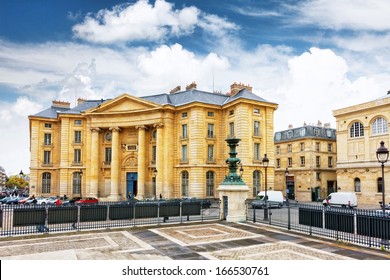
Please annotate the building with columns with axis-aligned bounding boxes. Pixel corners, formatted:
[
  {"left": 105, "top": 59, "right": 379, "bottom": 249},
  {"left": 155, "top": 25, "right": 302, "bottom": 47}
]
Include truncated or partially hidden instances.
[
  {"left": 333, "top": 92, "right": 390, "bottom": 205},
  {"left": 29, "top": 82, "right": 278, "bottom": 201},
  {"left": 274, "top": 122, "right": 337, "bottom": 202}
]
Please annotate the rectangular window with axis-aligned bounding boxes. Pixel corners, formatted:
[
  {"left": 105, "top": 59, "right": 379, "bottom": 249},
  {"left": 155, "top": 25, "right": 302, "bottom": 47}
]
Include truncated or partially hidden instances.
[
  {"left": 254, "top": 121, "right": 260, "bottom": 136},
  {"left": 229, "top": 109, "right": 234, "bottom": 116},
  {"left": 254, "top": 143, "right": 260, "bottom": 160},
  {"left": 316, "top": 156, "right": 321, "bottom": 167},
  {"left": 182, "top": 172, "right": 189, "bottom": 196},
  {"left": 300, "top": 142, "right": 305, "bottom": 152},
  {"left": 74, "top": 120, "right": 82, "bottom": 125},
  {"left": 276, "top": 146, "right": 280, "bottom": 155},
  {"left": 229, "top": 122, "right": 234, "bottom": 137},
  {"left": 288, "top": 157, "right": 292, "bottom": 167},
  {"left": 44, "top": 123, "right": 52, "bottom": 129},
  {"left": 207, "top": 145, "right": 214, "bottom": 161},
  {"left": 276, "top": 158, "right": 281, "bottom": 168},
  {"left": 152, "top": 146, "right": 156, "bottom": 163},
  {"left": 181, "top": 112, "right": 187, "bottom": 118},
  {"left": 328, "top": 143, "right": 333, "bottom": 152},
  {"left": 206, "top": 171, "right": 214, "bottom": 196},
  {"left": 44, "top": 133, "right": 51, "bottom": 145},
  {"left": 253, "top": 108, "right": 260, "bottom": 114},
  {"left": 207, "top": 111, "right": 214, "bottom": 117},
  {"left": 105, "top": 148, "right": 112, "bottom": 164},
  {"left": 74, "top": 131, "right": 82, "bottom": 143},
  {"left": 182, "top": 124, "right": 188, "bottom": 139},
  {"left": 74, "top": 149, "right": 82, "bottom": 163},
  {"left": 42, "top": 173, "right": 51, "bottom": 193},
  {"left": 182, "top": 145, "right": 188, "bottom": 161},
  {"left": 207, "top": 124, "right": 215, "bottom": 138},
  {"left": 328, "top": 156, "right": 333, "bottom": 167},
  {"left": 316, "top": 172, "right": 321, "bottom": 180},
  {"left": 43, "top": 151, "right": 51, "bottom": 164},
  {"left": 300, "top": 156, "right": 305, "bottom": 166},
  {"left": 315, "top": 142, "right": 320, "bottom": 152},
  {"left": 287, "top": 144, "right": 292, "bottom": 153}
]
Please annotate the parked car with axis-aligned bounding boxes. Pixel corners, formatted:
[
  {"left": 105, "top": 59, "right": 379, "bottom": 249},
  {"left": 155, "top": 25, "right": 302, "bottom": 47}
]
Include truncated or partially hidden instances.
[
  {"left": 6, "top": 196, "right": 25, "bottom": 205},
  {"left": 75, "top": 197, "right": 98, "bottom": 205},
  {"left": 62, "top": 197, "right": 82, "bottom": 206},
  {"left": 0, "top": 196, "right": 13, "bottom": 204}
]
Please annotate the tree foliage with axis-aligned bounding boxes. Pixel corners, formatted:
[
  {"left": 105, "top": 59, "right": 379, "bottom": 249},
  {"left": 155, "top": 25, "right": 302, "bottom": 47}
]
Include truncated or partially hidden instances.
[{"left": 6, "top": 176, "right": 28, "bottom": 189}]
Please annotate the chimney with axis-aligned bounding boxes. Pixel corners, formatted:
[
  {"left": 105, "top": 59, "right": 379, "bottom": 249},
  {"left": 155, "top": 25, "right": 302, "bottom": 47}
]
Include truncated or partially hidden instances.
[
  {"left": 52, "top": 100, "right": 70, "bottom": 109},
  {"left": 228, "top": 82, "right": 253, "bottom": 96},
  {"left": 288, "top": 124, "right": 293, "bottom": 129},
  {"left": 169, "top": 85, "right": 181, "bottom": 94},
  {"left": 77, "top": 98, "right": 86, "bottom": 105},
  {"left": 185, "top": 81, "right": 197, "bottom": 91}
]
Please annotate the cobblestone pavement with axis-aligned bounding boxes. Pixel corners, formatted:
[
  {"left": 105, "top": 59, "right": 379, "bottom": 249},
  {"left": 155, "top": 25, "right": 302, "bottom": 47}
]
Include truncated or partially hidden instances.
[{"left": 0, "top": 221, "right": 389, "bottom": 260}]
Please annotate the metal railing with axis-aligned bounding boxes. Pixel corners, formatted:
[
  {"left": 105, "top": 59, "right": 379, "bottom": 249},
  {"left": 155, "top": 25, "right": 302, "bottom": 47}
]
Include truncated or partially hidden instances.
[
  {"left": 247, "top": 202, "right": 390, "bottom": 249},
  {"left": 0, "top": 199, "right": 220, "bottom": 237}
]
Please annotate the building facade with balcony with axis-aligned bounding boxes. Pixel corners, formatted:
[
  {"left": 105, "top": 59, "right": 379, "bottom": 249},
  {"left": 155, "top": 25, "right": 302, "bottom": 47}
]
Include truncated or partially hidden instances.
[
  {"left": 28, "top": 82, "right": 278, "bottom": 200},
  {"left": 274, "top": 123, "right": 337, "bottom": 202},
  {"left": 333, "top": 93, "right": 390, "bottom": 205}
]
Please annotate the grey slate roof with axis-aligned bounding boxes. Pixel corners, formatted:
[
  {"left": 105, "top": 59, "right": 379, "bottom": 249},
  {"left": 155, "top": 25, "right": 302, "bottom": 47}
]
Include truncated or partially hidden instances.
[
  {"left": 274, "top": 125, "right": 336, "bottom": 143},
  {"left": 32, "top": 88, "right": 274, "bottom": 119}
]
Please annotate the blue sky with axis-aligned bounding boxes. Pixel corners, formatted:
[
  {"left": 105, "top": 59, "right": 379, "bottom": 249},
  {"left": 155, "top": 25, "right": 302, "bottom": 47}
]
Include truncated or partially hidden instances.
[{"left": 1, "top": 0, "right": 390, "bottom": 175}]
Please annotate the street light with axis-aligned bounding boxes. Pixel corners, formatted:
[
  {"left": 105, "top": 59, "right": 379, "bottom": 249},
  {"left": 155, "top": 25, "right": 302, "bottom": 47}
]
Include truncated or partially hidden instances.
[
  {"left": 239, "top": 163, "right": 244, "bottom": 178},
  {"left": 153, "top": 168, "right": 158, "bottom": 198},
  {"left": 262, "top": 154, "right": 269, "bottom": 220},
  {"left": 285, "top": 168, "right": 289, "bottom": 206},
  {"left": 376, "top": 141, "right": 389, "bottom": 215},
  {"left": 79, "top": 169, "right": 83, "bottom": 198},
  {"left": 19, "top": 170, "right": 24, "bottom": 178}
]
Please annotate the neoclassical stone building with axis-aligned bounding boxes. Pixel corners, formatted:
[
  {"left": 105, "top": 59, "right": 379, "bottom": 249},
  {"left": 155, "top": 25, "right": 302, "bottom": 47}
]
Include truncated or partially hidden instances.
[
  {"left": 29, "top": 82, "right": 278, "bottom": 200},
  {"left": 274, "top": 123, "right": 337, "bottom": 202},
  {"left": 333, "top": 93, "right": 390, "bottom": 205}
]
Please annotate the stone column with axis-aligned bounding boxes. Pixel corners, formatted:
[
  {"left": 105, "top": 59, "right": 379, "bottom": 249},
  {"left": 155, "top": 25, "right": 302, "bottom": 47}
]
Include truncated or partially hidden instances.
[
  {"left": 136, "top": 125, "right": 147, "bottom": 199},
  {"left": 89, "top": 127, "right": 100, "bottom": 197},
  {"left": 154, "top": 123, "right": 164, "bottom": 198},
  {"left": 108, "top": 127, "right": 121, "bottom": 200}
]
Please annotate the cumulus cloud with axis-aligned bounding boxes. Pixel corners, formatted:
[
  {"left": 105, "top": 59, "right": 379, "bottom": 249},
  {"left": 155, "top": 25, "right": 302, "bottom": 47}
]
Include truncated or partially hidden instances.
[
  {"left": 296, "top": 0, "right": 390, "bottom": 31},
  {"left": 72, "top": 0, "right": 237, "bottom": 44}
]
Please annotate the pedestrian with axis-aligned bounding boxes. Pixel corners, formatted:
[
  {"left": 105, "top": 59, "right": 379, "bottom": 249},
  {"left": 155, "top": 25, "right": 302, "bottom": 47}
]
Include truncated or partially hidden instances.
[{"left": 128, "top": 192, "right": 132, "bottom": 200}]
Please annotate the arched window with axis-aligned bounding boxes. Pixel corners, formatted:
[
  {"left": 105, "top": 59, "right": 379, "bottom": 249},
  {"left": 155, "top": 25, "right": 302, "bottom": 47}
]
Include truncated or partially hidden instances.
[
  {"left": 72, "top": 172, "right": 82, "bottom": 194},
  {"left": 181, "top": 171, "right": 189, "bottom": 197},
  {"left": 253, "top": 170, "right": 261, "bottom": 197},
  {"left": 206, "top": 171, "right": 215, "bottom": 197},
  {"left": 350, "top": 122, "right": 364, "bottom": 138},
  {"left": 354, "top": 178, "right": 361, "bottom": 192},
  {"left": 42, "top": 172, "right": 51, "bottom": 194},
  {"left": 378, "top": 177, "right": 383, "bottom": 193},
  {"left": 372, "top": 117, "right": 388, "bottom": 135}
]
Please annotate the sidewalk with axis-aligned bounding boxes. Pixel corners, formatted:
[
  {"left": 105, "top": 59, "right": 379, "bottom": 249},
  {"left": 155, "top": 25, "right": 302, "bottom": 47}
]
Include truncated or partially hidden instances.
[{"left": 0, "top": 220, "right": 389, "bottom": 260}]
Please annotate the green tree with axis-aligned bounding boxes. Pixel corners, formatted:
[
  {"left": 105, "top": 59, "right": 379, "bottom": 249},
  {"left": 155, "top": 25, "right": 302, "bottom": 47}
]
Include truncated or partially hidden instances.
[{"left": 6, "top": 176, "right": 28, "bottom": 189}]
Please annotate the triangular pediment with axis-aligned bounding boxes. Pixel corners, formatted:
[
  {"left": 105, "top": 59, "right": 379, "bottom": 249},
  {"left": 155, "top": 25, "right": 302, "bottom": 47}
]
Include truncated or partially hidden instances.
[{"left": 85, "top": 93, "right": 161, "bottom": 114}]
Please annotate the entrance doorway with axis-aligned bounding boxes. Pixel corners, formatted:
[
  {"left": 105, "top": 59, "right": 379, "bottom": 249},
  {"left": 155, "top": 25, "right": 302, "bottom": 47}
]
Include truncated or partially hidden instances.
[
  {"left": 286, "top": 175, "right": 295, "bottom": 199},
  {"left": 126, "top": 172, "right": 138, "bottom": 197}
]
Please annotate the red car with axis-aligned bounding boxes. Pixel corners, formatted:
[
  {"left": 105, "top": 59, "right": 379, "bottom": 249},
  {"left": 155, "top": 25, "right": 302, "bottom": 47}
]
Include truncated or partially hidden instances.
[{"left": 75, "top": 197, "right": 98, "bottom": 205}]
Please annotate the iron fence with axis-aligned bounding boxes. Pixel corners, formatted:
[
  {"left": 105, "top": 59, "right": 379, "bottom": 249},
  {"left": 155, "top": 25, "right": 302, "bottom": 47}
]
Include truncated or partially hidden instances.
[
  {"left": 247, "top": 202, "right": 390, "bottom": 249},
  {"left": 0, "top": 199, "right": 220, "bottom": 237}
]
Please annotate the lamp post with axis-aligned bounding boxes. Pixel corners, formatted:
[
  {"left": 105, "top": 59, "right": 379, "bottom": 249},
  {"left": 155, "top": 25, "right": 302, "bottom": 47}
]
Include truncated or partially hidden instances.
[
  {"left": 376, "top": 141, "right": 389, "bottom": 215},
  {"left": 239, "top": 163, "right": 244, "bottom": 178},
  {"left": 153, "top": 168, "right": 158, "bottom": 198},
  {"left": 79, "top": 169, "right": 83, "bottom": 198},
  {"left": 285, "top": 168, "right": 289, "bottom": 206},
  {"left": 262, "top": 154, "right": 269, "bottom": 220}
]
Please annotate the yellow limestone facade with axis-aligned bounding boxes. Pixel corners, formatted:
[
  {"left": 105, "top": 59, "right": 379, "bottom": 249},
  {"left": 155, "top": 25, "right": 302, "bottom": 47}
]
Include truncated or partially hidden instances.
[
  {"left": 274, "top": 123, "right": 337, "bottom": 202},
  {"left": 333, "top": 94, "right": 390, "bottom": 205},
  {"left": 29, "top": 83, "right": 278, "bottom": 201}
]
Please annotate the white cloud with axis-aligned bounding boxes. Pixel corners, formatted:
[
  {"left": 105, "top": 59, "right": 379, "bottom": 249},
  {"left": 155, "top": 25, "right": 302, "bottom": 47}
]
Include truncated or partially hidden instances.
[
  {"left": 296, "top": 0, "right": 390, "bottom": 31},
  {"left": 72, "top": 0, "right": 237, "bottom": 44}
]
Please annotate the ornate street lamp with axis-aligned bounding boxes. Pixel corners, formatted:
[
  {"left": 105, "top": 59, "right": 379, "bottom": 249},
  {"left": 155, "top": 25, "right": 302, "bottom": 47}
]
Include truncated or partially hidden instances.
[
  {"left": 285, "top": 168, "right": 289, "bottom": 206},
  {"left": 79, "top": 169, "right": 83, "bottom": 198},
  {"left": 376, "top": 141, "right": 389, "bottom": 215},
  {"left": 262, "top": 154, "right": 269, "bottom": 220},
  {"left": 153, "top": 168, "right": 158, "bottom": 198},
  {"left": 239, "top": 163, "right": 244, "bottom": 178}
]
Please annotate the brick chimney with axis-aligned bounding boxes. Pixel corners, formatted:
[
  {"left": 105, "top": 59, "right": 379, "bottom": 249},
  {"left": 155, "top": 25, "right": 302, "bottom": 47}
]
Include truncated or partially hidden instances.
[
  {"left": 169, "top": 85, "right": 181, "bottom": 94},
  {"left": 77, "top": 98, "right": 86, "bottom": 105},
  {"left": 52, "top": 100, "right": 70, "bottom": 109},
  {"left": 185, "top": 81, "right": 197, "bottom": 91},
  {"left": 228, "top": 82, "right": 253, "bottom": 96}
]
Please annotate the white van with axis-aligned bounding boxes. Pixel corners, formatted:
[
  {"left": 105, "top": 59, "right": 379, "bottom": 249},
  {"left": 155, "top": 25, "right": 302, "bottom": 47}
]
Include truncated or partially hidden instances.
[
  {"left": 322, "top": 192, "right": 358, "bottom": 208},
  {"left": 252, "top": 191, "right": 284, "bottom": 209}
]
